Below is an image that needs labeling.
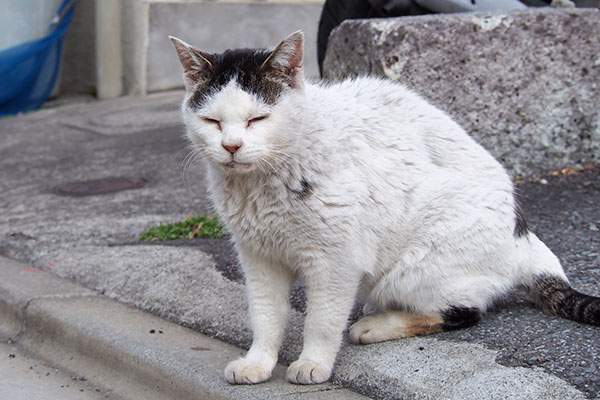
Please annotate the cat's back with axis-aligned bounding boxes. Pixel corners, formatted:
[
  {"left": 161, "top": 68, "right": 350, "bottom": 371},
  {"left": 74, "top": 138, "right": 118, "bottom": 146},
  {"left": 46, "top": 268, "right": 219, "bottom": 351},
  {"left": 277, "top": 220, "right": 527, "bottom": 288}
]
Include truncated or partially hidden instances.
[
  {"left": 309, "top": 76, "right": 434, "bottom": 118},
  {"left": 307, "top": 76, "right": 464, "bottom": 148},
  {"left": 307, "top": 76, "right": 499, "bottom": 175},
  {"left": 303, "top": 76, "right": 513, "bottom": 219}
]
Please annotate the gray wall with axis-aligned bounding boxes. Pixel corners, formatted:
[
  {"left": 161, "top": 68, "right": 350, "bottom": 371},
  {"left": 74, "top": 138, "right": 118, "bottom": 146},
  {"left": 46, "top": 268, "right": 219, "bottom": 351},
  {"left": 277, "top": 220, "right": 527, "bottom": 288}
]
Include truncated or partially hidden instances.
[
  {"left": 147, "top": 1, "right": 323, "bottom": 92},
  {"left": 58, "top": 0, "right": 323, "bottom": 96}
]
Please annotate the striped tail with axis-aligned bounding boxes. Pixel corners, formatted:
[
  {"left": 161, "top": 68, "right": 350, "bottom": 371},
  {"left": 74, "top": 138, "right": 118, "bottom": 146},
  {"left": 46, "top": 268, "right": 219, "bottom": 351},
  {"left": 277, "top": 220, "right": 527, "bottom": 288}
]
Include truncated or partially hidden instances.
[{"left": 529, "top": 275, "right": 600, "bottom": 326}]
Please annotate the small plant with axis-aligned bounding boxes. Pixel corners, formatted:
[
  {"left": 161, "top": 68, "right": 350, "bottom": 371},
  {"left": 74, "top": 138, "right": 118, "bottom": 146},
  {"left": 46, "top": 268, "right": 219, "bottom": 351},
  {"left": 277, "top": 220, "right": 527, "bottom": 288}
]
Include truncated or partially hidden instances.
[{"left": 140, "top": 213, "right": 226, "bottom": 241}]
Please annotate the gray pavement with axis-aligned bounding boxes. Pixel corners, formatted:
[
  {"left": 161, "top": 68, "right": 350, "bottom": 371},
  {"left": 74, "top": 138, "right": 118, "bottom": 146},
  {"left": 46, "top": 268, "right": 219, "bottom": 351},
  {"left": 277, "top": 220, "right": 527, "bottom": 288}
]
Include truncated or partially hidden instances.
[
  {"left": 0, "top": 91, "right": 598, "bottom": 399},
  {"left": 0, "top": 341, "right": 118, "bottom": 400}
]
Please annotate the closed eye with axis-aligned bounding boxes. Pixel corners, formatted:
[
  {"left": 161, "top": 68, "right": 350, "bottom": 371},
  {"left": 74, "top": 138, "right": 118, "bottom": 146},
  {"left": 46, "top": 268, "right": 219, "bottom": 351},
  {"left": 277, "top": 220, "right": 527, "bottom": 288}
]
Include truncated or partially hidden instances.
[
  {"left": 201, "top": 117, "right": 222, "bottom": 130},
  {"left": 247, "top": 115, "right": 269, "bottom": 127}
]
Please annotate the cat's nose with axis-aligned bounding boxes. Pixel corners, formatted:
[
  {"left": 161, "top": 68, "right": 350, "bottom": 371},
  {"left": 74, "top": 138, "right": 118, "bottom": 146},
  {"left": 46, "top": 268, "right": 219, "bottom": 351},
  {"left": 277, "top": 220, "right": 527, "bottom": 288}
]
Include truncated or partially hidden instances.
[{"left": 222, "top": 143, "right": 241, "bottom": 154}]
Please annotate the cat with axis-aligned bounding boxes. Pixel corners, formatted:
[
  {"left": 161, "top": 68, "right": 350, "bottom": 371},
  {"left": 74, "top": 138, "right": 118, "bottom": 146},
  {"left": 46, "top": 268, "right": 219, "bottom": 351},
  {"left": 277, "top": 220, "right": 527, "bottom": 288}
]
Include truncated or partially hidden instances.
[{"left": 169, "top": 31, "right": 600, "bottom": 385}]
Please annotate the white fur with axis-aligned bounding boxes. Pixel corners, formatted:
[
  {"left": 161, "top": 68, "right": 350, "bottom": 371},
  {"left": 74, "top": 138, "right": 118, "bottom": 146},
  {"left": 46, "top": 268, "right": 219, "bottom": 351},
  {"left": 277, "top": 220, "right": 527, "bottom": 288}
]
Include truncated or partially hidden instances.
[{"left": 181, "top": 72, "right": 567, "bottom": 384}]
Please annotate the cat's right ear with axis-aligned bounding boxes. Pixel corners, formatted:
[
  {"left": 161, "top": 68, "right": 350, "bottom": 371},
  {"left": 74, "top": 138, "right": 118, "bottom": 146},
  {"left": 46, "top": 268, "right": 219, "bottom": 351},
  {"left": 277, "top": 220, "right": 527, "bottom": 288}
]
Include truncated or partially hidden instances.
[{"left": 169, "top": 36, "right": 213, "bottom": 91}]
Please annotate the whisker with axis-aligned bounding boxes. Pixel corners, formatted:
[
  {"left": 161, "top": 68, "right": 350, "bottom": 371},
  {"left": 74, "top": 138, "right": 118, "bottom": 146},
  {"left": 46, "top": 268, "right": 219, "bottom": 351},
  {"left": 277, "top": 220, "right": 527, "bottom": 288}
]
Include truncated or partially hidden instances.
[{"left": 181, "top": 145, "right": 210, "bottom": 186}]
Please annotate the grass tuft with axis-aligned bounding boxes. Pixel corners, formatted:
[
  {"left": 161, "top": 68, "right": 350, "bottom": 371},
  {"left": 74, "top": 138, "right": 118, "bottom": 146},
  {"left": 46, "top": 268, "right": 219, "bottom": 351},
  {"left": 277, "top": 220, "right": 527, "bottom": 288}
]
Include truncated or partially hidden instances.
[{"left": 140, "top": 213, "right": 226, "bottom": 241}]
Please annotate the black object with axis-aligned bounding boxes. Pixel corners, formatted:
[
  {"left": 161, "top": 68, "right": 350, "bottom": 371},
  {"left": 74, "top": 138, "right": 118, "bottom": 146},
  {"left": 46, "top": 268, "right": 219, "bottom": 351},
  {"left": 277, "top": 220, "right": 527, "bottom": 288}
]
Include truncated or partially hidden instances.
[{"left": 317, "top": 0, "right": 432, "bottom": 74}]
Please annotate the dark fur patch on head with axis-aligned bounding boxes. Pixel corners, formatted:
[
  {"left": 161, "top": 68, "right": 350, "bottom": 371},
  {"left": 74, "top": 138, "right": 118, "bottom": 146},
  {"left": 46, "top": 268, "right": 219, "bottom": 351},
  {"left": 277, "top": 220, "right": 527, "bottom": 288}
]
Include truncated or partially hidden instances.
[
  {"left": 442, "top": 306, "right": 481, "bottom": 331},
  {"left": 189, "top": 49, "right": 285, "bottom": 108},
  {"left": 513, "top": 190, "right": 529, "bottom": 238}
]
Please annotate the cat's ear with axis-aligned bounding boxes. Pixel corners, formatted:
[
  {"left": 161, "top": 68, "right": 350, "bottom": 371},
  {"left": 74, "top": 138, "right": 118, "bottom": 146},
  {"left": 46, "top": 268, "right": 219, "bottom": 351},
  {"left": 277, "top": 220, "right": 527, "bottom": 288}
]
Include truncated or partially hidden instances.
[
  {"left": 261, "top": 31, "right": 304, "bottom": 89},
  {"left": 169, "top": 36, "right": 213, "bottom": 90}
]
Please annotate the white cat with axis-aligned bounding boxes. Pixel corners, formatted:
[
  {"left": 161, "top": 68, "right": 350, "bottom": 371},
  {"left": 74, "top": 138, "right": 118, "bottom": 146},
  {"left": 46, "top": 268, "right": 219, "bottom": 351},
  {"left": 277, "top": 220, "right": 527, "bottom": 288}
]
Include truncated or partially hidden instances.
[{"left": 170, "top": 31, "right": 600, "bottom": 385}]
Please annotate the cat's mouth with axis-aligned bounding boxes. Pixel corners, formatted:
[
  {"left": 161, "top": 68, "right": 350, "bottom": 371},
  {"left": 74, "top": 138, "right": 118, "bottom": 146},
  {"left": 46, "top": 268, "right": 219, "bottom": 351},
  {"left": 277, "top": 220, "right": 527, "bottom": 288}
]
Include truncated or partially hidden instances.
[{"left": 223, "top": 161, "right": 253, "bottom": 170}]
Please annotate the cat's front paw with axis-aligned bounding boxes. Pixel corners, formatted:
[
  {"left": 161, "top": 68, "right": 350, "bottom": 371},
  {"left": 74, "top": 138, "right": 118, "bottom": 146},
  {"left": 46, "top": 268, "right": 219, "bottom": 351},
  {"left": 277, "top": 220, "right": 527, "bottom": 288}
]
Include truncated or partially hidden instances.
[
  {"left": 224, "top": 358, "right": 271, "bottom": 384},
  {"left": 286, "top": 359, "right": 331, "bottom": 384}
]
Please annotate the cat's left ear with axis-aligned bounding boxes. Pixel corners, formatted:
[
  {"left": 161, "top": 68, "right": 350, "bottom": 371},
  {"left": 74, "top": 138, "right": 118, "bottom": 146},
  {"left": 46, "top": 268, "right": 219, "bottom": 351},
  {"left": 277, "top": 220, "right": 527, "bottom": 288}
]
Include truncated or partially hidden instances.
[
  {"left": 169, "top": 36, "right": 213, "bottom": 91},
  {"left": 261, "top": 31, "right": 304, "bottom": 89}
]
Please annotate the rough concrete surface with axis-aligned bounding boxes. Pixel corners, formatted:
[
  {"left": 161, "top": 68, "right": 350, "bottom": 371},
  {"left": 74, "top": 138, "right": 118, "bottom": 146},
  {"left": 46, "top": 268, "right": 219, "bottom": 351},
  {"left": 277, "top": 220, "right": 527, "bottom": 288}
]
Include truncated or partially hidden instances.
[
  {"left": 323, "top": 8, "right": 600, "bottom": 179},
  {"left": 0, "top": 92, "right": 598, "bottom": 399},
  {"left": 335, "top": 338, "right": 586, "bottom": 400}
]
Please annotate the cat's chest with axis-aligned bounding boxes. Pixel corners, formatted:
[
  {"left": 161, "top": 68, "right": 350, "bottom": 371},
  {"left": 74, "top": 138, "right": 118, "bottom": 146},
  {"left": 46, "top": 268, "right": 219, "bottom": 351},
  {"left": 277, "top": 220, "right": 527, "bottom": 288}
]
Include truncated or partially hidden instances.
[{"left": 213, "top": 178, "right": 309, "bottom": 260}]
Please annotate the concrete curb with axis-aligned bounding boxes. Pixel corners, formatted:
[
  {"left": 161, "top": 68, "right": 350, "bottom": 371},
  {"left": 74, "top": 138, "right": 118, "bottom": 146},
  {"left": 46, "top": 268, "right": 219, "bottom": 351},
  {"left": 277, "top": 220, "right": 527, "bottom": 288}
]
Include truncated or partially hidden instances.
[{"left": 0, "top": 255, "right": 366, "bottom": 400}]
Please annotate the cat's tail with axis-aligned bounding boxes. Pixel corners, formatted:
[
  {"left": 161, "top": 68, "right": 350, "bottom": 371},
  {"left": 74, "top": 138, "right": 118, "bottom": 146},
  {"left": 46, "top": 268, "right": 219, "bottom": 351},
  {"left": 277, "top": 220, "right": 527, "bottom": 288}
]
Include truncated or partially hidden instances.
[
  {"left": 527, "top": 274, "right": 600, "bottom": 326},
  {"left": 521, "top": 234, "right": 600, "bottom": 326}
]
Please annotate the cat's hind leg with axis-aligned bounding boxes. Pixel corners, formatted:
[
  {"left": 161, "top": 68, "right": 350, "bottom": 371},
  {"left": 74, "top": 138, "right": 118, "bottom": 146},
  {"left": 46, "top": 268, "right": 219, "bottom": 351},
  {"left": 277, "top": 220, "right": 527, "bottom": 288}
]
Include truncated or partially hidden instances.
[
  {"left": 349, "top": 311, "right": 443, "bottom": 344},
  {"left": 349, "top": 307, "right": 480, "bottom": 344}
]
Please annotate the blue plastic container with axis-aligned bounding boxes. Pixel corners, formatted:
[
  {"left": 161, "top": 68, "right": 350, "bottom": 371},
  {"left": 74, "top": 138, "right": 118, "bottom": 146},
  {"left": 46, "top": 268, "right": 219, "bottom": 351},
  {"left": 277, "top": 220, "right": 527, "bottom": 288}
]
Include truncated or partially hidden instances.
[{"left": 0, "top": 0, "right": 76, "bottom": 117}]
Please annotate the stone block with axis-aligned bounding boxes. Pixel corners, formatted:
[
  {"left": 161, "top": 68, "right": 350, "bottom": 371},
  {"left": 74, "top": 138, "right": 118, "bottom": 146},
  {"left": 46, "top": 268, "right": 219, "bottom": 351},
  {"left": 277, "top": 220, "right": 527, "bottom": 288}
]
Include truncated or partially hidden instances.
[{"left": 323, "top": 8, "right": 600, "bottom": 178}]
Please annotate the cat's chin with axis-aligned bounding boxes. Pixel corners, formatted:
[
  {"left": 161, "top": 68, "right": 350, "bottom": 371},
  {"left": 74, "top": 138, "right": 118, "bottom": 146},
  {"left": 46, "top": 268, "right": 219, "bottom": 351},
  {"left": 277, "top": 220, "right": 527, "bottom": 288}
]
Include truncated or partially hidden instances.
[{"left": 221, "top": 161, "right": 255, "bottom": 172}]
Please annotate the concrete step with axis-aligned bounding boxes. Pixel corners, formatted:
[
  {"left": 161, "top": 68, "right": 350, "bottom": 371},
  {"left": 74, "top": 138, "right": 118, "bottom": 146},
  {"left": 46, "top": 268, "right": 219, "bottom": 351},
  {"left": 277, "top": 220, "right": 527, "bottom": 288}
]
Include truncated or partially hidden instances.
[{"left": 0, "top": 255, "right": 366, "bottom": 400}]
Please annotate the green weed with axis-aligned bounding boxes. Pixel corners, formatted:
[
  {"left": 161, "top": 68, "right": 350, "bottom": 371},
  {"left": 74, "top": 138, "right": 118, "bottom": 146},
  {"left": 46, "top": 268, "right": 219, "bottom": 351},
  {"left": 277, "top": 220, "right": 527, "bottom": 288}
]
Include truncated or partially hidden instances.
[{"left": 140, "top": 213, "right": 226, "bottom": 241}]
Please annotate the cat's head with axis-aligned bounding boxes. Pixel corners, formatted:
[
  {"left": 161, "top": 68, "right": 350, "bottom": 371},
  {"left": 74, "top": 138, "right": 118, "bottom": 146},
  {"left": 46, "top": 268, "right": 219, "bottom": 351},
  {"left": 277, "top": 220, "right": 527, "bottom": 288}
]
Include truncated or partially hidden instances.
[{"left": 170, "top": 32, "right": 305, "bottom": 174}]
